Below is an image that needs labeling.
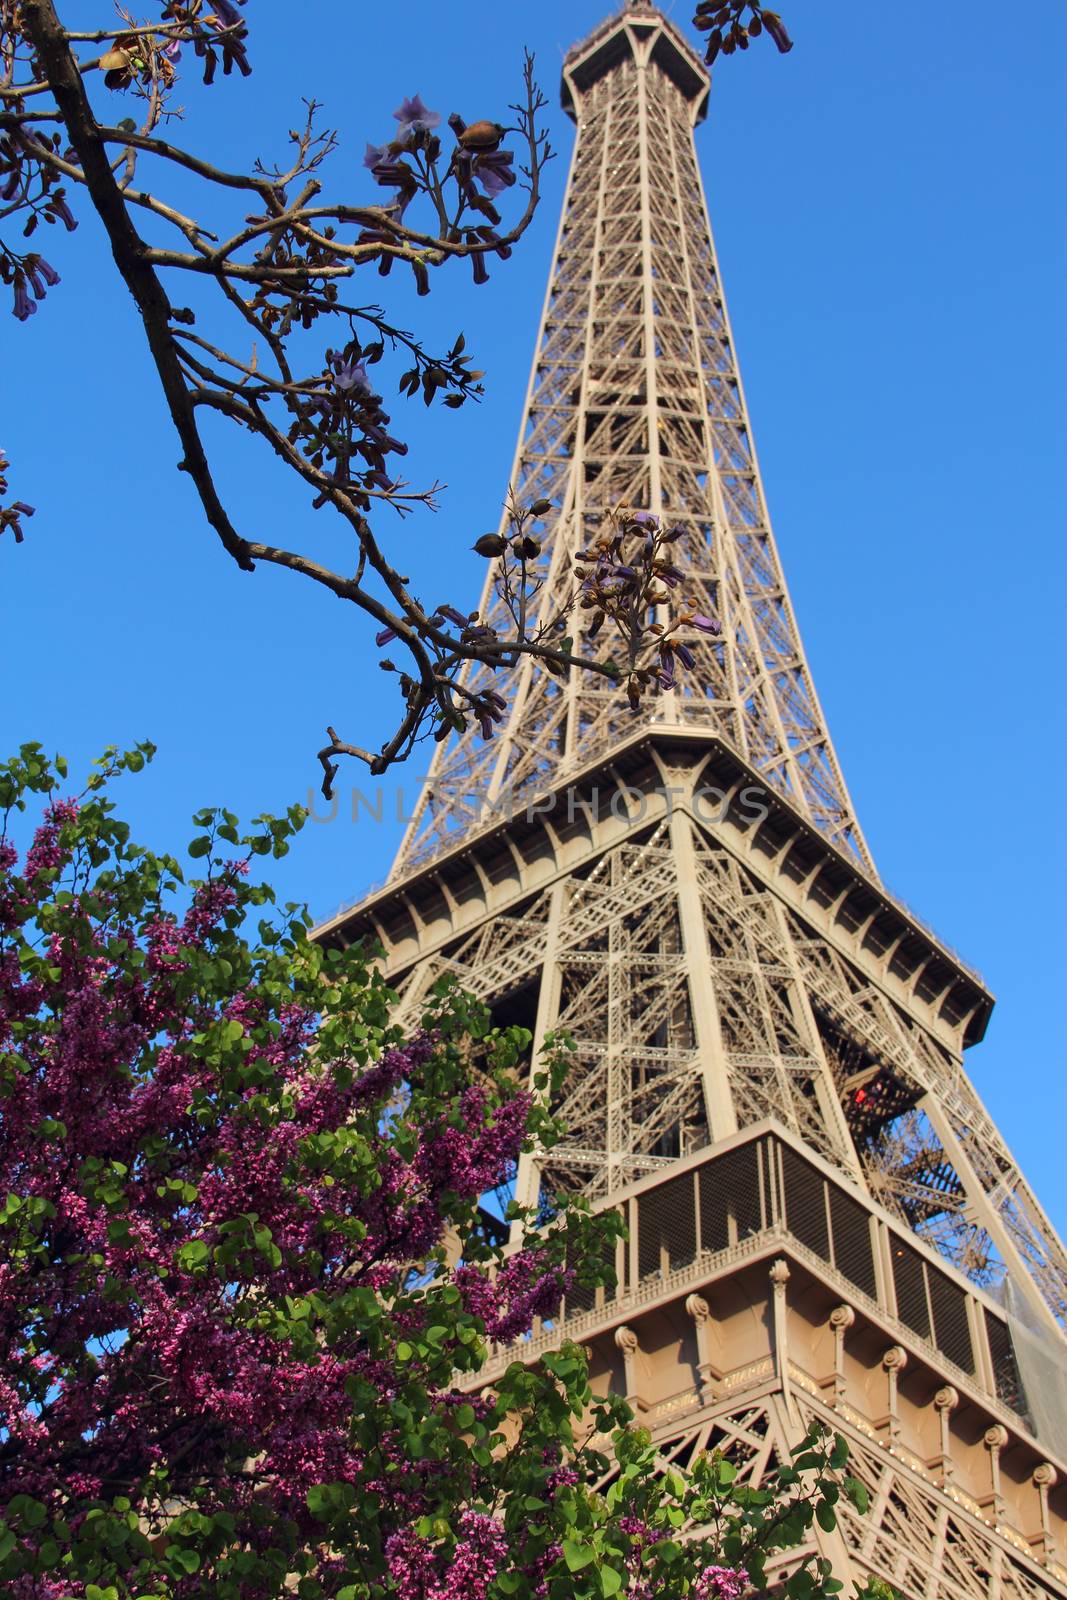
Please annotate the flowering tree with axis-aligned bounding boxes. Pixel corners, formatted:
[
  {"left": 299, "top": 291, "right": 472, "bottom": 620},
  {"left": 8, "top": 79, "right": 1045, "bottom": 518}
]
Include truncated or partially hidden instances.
[
  {"left": 0, "top": 2, "right": 790, "bottom": 794},
  {"left": 0, "top": 743, "right": 889, "bottom": 1600}
]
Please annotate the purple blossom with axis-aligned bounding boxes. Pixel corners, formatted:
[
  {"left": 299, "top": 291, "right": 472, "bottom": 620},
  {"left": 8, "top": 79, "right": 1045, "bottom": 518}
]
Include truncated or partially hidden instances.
[
  {"left": 363, "top": 141, "right": 415, "bottom": 193},
  {"left": 363, "top": 142, "right": 417, "bottom": 227},
  {"left": 473, "top": 148, "right": 514, "bottom": 199},
  {"left": 375, "top": 627, "right": 397, "bottom": 647},
  {"left": 25, "top": 256, "right": 60, "bottom": 297},
  {"left": 690, "top": 613, "right": 722, "bottom": 634},
  {"left": 364, "top": 145, "right": 419, "bottom": 211},
  {"left": 393, "top": 95, "right": 441, "bottom": 138},
  {"left": 455, "top": 1247, "right": 571, "bottom": 1343},
  {"left": 386, "top": 1527, "right": 437, "bottom": 1595},
  {"left": 434, "top": 605, "right": 470, "bottom": 628},
  {"left": 762, "top": 11, "right": 794, "bottom": 53},
  {"left": 363, "top": 421, "right": 406, "bottom": 456},
  {"left": 12, "top": 276, "right": 35, "bottom": 321},
  {"left": 363, "top": 140, "right": 391, "bottom": 174},
  {"left": 427, "top": 1510, "right": 507, "bottom": 1600},
  {"left": 329, "top": 353, "right": 371, "bottom": 394},
  {"left": 50, "top": 193, "right": 77, "bottom": 231},
  {"left": 210, "top": 0, "right": 243, "bottom": 27},
  {"left": 162, "top": 38, "right": 182, "bottom": 62}
]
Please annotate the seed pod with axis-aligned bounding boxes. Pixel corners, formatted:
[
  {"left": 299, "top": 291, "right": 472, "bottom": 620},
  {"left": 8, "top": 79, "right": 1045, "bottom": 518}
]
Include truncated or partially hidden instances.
[
  {"left": 473, "top": 533, "right": 507, "bottom": 557},
  {"left": 457, "top": 120, "right": 506, "bottom": 152}
]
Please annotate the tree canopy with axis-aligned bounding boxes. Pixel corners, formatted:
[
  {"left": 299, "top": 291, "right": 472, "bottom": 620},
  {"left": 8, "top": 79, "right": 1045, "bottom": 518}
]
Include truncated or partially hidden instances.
[{"left": 0, "top": 743, "right": 885, "bottom": 1600}]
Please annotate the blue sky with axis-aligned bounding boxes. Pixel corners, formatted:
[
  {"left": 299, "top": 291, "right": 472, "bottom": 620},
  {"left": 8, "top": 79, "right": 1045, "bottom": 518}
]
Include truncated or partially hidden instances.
[{"left": 2, "top": 2, "right": 1065, "bottom": 1233}]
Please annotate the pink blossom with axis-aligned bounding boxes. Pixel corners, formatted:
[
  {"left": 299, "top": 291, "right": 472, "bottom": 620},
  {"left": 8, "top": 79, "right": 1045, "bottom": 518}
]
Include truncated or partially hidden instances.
[
  {"left": 429, "top": 1510, "right": 508, "bottom": 1600},
  {"left": 694, "top": 1565, "right": 750, "bottom": 1600}
]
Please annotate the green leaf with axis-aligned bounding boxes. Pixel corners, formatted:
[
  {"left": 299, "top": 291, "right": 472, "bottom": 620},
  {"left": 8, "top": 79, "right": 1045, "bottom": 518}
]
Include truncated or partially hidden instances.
[
  {"left": 843, "top": 1476, "right": 869, "bottom": 1515},
  {"left": 600, "top": 1565, "right": 623, "bottom": 1596},
  {"left": 306, "top": 1485, "right": 333, "bottom": 1519},
  {"left": 786, "top": 1567, "right": 817, "bottom": 1600},
  {"left": 9, "top": 1496, "right": 46, "bottom": 1528},
  {"left": 563, "top": 1540, "right": 595, "bottom": 1573},
  {"left": 187, "top": 836, "right": 212, "bottom": 858},
  {"left": 816, "top": 1498, "right": 837, "bottom": 1533}
]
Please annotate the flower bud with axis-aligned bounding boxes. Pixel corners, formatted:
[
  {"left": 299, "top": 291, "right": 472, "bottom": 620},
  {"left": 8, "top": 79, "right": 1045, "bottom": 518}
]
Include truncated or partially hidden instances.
[{"left": 762, "top": 10, "right": 794, "bottom": 53}]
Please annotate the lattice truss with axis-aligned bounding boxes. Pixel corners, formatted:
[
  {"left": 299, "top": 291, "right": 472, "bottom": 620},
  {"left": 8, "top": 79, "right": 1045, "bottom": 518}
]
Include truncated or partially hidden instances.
[
  {"left": 792, "top": 1395, "right": 1064, "bottom": 1600},
  {"left": 394, "top": 8, "right": 870, "bottom": 878},
  {"left": 596, "top": 1393, "right": 784, "bottom": 1499},
  {"left": 387, "top": 809, "right": 1067, "bottom": 1331},
  {"left": 634, "top": 1388, "right": 1063, "bottom": 1600}
]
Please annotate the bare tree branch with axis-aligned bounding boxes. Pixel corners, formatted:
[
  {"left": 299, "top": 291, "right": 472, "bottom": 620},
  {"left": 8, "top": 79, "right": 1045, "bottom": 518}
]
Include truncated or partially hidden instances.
[{"left": 0, "top": 1, "right": 769, "bottom": 791}]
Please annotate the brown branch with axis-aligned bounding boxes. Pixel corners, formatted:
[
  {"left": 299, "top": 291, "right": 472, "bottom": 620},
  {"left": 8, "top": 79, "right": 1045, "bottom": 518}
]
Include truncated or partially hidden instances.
[
  {"left": 8, "top": 17, "right": 601, "bottom": 787},
  {"left": 18, "top": 0, "right": 255, "bottom": 572}
]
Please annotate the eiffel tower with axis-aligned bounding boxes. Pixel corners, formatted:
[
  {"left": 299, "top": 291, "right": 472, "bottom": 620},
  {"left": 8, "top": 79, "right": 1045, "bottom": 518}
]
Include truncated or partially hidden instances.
[{"left": 320, "top": 7, "right": 1067, "bottom": 1593}]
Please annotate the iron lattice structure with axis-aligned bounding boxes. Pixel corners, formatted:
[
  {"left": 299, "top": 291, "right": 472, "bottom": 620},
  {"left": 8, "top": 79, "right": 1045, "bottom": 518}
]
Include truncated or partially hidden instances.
[
  {"left": 394, "top": 0, "right": 870, "bottom": 878},
  {"left": 321, "top": 8, "right": 1067, "bottom": 1593}
]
